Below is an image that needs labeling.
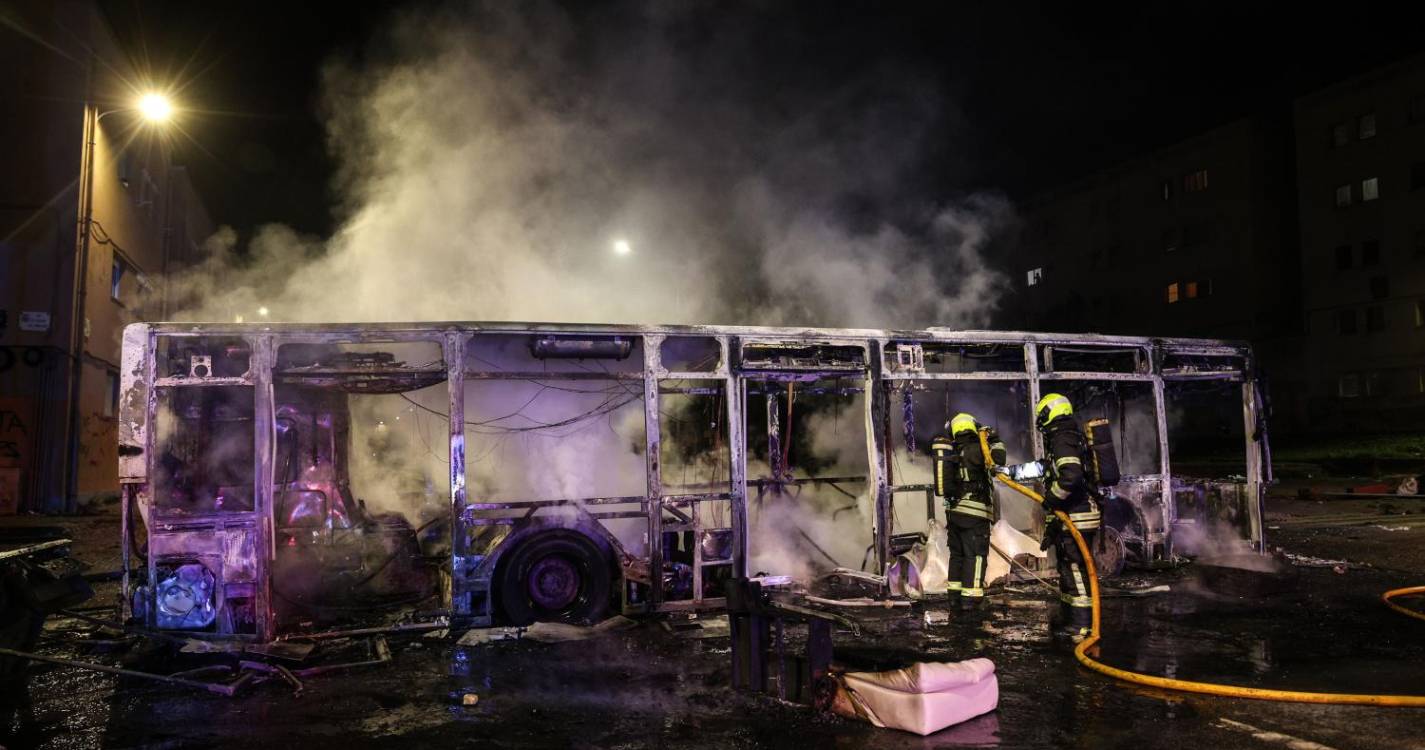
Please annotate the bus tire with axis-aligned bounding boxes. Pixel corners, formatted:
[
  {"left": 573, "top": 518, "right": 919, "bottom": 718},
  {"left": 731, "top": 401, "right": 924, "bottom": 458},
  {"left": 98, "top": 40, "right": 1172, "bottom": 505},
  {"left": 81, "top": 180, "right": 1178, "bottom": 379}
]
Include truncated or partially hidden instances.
[{"left": 497, "top": 530, "right": 613, "bottom": 626}]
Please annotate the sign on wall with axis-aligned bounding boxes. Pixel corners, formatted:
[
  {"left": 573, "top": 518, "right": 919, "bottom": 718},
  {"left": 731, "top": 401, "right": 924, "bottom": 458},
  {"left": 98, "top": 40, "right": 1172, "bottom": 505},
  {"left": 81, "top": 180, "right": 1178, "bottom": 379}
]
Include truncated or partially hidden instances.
[{"left": 19, "top": 311, "right": 50, "bottom": 332}]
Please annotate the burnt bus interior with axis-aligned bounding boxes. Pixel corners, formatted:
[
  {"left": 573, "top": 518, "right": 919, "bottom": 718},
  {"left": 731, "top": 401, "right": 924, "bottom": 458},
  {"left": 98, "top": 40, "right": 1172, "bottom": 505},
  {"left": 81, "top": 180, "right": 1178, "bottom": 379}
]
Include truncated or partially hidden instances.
[{"left": 118, "top": 323, "right": 1268, "bottom": 641}]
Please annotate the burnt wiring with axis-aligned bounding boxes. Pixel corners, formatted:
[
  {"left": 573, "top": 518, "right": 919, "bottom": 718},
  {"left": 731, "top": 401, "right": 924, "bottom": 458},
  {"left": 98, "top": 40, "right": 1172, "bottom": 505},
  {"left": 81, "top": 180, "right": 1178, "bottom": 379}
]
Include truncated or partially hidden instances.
[{"left": 397, "top": 387, "right": 640, "bottom": 435}]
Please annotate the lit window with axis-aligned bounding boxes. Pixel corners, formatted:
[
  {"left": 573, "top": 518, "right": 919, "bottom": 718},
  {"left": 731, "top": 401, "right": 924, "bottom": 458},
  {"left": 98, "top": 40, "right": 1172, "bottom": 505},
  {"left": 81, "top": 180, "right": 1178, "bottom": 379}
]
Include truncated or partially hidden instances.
[
  {"left": 1367, "top": 305, "right": 1385, "bottom": 332},
  {"left": 1339, "top": 373, "right": 1360, "bottom": 398},
  {"left": 110, "top": 258, "right": 124, "bottom": 301},
  {"left": 1185, "top": 281, "right": 1199, "bottom": 299},
  {"left": 1332, "top": 123, "right": 1351, "bottom": 147},
  {"left": 1336, "top": 245, "right": 1353, "bottom": 270},
  {"left": 1335, "top": 184, "right": 1353, "bottom": 207},
  {"left": 1026, "top": 267, "right": 1043, "bottom": 287},
  {"left": 104, "top": 371, "right": 119, "bottom": 418},
  {"left": 1359, "top": 113, "right": 1377, "bottom": 139},
  {"left": 1183, "top": 169, "right": 1209, "bottom": 193},
  {"left": 1337, "top": 308, "right": 1357, "bottom": 335},
  {"left": 1363, "top": 177, "right": 1379, "bottom": 201},
  {"left": 1362, "top": 240, "right": 1380, "bottom": 266},
  {"left": 1166, "top": 283, "right": 1180, "bottom": 304}
]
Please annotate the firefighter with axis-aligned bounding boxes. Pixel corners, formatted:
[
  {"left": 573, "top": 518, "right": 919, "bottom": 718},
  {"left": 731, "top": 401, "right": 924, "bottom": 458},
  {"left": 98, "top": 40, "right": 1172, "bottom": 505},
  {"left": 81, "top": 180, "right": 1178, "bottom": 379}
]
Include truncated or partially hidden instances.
[
  {"left": 1034, "top": 392, "right": 1100, "bottom": 639},
  {"left": 930, "top": 412, "right": 1007, "bottom": 611}
]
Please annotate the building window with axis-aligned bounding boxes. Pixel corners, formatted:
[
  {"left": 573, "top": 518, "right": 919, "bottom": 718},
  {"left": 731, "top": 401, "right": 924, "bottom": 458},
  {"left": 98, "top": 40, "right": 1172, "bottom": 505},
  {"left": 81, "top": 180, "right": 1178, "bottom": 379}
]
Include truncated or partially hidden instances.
[
  {"left": 1183, "top": 169, "right": 1209, "bottom": 193},
  {"left": 1371, "top": 275, "right": 1389, "bottom": 299},
  {"left": 1335, "top": 245, "right": 1353, "bottom": 270},
  {"left": 104, "top": 371, "right": 119, "bottom": 418},
  {"left": 1335, "top": 184, "right": 1353, "bottom": 207},
  {"left": 1337, "top": 308, "right": 1357, "bottom": 335},
  {"left": 1362, "top": 240, "right": 1380, "bottom": 266},
  {"left": 1412, "top": 162, "right": 1425, "bottom": 192},
  {"left": 1359, "top": 113, "right": 1377, "bottom": 140},
  {"left": 1363, "top": 177, "right": 1380, "bottom": 202},
  {"left": 1339, "top": 373, "right": 1360, "bottom": 398},
  {"left": 1026, "top": 267, "right": 1043, "bottom": 287},
  {"left": 1185, "top": 281, "right": 1199, "bottom": 300},
  {"left": 1365, "top": 372, "right": 1384, "bottom": 397},
  {"left": 1332, "top": 122, "right": 1351, "bottom": 147},
  {"left": 110, "top": 258, "right": 124, "bottom": 301},
  {"left": 1166, "top": 283, "right": 1180, "bottom": 304},
  {"left": 1366, "top": 305, "right": 1385, "bottom": 332},
  {"left": 1415, "top": 300, "right": 1425, "bottom": 328},
  {"left": 1162, "top": 227, "right": 1179, "bottom": 253},
  {"left": 1160, "top": 180, "right": 1172, "bottom": 201}
]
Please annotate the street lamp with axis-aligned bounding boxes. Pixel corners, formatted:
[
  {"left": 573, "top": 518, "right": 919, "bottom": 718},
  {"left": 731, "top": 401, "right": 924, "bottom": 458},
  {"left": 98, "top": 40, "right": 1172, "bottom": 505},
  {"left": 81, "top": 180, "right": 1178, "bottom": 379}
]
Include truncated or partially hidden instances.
[
  {"left": 137, "top": 93, "right": 173, "bottom": 123},
  {"left": 60, "top": 92, "right": 175, "bottom": 510}
]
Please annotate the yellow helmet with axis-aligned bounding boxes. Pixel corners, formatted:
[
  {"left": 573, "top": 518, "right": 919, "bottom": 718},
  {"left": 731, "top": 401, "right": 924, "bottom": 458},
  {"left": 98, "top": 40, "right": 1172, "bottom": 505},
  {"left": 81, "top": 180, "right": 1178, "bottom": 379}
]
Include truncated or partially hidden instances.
[
  {"left": 949, "top": 412, "right": 978, "bottom": 437},
  {"left": 1035, "top": 393, "right": 1073, "bottom": 430}
]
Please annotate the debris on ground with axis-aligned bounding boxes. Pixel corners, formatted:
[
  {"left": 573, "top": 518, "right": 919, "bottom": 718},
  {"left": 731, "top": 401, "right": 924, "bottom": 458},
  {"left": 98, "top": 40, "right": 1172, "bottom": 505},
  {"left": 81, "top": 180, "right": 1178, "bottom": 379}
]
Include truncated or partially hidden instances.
[
  {"left": 452, "top": 616, "right": 639, "bottom": 646},
  {"left": 456, "top": 626, "right": 522, "bottom": 646},
  {"left": 1283, "top": 552, "right": 1367, "bottom": 569},
  {"left": 523, "top": 615, "right": 639, "bottom": 643}
]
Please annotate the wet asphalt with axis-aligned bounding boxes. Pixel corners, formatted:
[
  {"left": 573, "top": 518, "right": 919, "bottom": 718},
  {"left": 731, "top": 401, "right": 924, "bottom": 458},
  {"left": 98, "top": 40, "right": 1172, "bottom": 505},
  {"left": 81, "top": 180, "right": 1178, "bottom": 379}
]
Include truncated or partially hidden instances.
[{"left": 3, "top": 498, "right": 1425, "bottom": 750}]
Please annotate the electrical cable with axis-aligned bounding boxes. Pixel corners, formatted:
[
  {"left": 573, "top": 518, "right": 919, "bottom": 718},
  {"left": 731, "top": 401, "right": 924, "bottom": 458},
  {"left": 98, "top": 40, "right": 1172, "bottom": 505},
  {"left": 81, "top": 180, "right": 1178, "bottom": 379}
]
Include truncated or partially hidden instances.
[{"left": 977, "top": 430, "right": 1425, "bottom": 707}]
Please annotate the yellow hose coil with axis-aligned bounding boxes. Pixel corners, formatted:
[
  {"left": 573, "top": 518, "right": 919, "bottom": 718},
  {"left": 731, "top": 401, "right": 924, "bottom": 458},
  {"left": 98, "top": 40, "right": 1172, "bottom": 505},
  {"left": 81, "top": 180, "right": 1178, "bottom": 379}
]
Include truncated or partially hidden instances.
[
  {"left": 1383, "top": 586, "right": 1425, "bottom": 623},
  {"left": 977, "top": 430, "right": 1425, "bottom": 706}
]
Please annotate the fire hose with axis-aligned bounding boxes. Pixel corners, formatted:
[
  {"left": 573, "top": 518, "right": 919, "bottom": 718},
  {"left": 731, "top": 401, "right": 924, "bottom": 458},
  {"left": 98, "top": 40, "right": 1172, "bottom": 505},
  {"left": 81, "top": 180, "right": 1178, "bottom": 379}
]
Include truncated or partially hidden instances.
[
  {"left": 977, "top": 430, "right": 1425, "bottom": 707},
  {"left": 1382, "top": 586, "right": 1425, "bottom": 623}
]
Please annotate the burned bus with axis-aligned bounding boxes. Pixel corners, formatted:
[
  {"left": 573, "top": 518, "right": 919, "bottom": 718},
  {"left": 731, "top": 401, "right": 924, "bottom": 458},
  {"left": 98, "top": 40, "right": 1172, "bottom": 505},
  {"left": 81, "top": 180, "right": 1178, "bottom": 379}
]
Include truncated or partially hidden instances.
[{"left": 116, "top": 322, "right": 1269, "bottom": 641}]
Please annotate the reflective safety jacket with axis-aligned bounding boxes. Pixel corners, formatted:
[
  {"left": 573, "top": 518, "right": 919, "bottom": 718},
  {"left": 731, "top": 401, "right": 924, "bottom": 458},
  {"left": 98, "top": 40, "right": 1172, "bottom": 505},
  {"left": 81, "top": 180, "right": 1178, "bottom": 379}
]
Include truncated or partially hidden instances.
[
  {"left": 1042, "top": 416, "right": 1100, "bottom": 531},
  {"left": 930, "top": 426, "right": 1007, "bottom": 521}
]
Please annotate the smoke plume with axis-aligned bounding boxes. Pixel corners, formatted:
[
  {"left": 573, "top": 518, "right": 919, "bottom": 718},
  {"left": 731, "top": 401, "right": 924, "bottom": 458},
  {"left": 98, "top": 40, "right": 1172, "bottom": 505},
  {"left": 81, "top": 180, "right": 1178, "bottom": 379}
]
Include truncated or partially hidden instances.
[
  {"left": 165, "top": 2, "right": 1024, "bottom": 581},
  {"left": 172, "top": 1, "right": 1013, "bottom": 329}
]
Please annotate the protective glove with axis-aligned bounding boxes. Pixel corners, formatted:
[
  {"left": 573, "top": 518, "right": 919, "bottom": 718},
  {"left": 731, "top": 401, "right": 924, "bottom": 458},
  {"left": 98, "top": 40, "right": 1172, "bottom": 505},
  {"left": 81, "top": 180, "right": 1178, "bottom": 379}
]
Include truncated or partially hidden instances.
[{"left": 1040, "top": 515, "right": 1063, "bottom": 551}]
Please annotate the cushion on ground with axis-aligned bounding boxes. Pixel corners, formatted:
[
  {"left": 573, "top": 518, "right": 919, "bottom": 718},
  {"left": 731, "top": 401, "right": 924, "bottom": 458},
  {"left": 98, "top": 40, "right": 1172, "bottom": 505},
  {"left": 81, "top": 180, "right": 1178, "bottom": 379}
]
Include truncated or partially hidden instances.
[{"left": 839, "top": 658, "right": 998, "bottom": 736}]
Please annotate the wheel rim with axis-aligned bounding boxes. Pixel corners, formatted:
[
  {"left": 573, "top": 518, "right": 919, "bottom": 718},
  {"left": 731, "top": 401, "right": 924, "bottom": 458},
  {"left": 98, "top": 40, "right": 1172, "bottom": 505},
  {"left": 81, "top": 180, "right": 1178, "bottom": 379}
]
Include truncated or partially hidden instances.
[{"left": 527, "top": 555, "right": 581, "bottom": 611}]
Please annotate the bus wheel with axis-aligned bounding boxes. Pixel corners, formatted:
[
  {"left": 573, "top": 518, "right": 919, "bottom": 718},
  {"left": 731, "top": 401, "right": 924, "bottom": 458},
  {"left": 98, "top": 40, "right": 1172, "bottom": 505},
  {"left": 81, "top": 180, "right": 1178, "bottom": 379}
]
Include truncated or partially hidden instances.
[{"left": 497, "top": 531, "right": 612, "bottom": 626}]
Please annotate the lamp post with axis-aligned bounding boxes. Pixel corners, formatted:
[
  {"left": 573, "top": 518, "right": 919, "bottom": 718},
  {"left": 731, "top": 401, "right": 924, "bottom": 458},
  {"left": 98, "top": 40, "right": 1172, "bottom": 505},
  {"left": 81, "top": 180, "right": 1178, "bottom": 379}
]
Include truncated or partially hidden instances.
[{"left": 60, "top": 93, "right": 173, "bottom": 511}]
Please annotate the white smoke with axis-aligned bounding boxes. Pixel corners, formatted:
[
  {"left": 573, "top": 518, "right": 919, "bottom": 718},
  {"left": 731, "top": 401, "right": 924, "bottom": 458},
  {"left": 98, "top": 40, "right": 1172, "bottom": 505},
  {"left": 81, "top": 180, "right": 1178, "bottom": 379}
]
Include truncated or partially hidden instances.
[
  {"left": 165, "top": 2, "right": 1021, "bottom": 579},
  {"left": 171, "top": 1, "right": 1013, "bottom": 329}
]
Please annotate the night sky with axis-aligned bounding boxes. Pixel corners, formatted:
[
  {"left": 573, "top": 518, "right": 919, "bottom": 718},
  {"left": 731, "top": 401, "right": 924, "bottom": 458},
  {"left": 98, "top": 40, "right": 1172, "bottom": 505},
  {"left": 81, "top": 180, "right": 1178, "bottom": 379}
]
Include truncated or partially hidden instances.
[{"left": 98, "top": 1, "right": 1425, "bottom": 239}]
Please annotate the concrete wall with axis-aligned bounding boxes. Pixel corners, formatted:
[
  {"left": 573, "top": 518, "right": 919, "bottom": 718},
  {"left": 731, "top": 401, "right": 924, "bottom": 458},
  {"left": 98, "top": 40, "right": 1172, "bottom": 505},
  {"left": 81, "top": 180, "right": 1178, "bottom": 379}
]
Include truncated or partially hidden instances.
[
  {"left": 1295, "top": 54, "right": 1425, "bottom": 431},
  {"left": 1008, "top": 114, "right": 1304, "bottom": 429},
  {"left": 0, "top": 0, "right": 214, "bottom": 511}
]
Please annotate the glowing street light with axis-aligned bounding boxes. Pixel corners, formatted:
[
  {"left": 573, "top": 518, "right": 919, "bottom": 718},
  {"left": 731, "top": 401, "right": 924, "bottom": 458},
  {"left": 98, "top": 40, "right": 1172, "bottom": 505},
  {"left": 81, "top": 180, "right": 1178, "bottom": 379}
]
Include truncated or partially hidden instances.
[
  {"left": 257, "top": 306, "right": 270, "bottom": 317},
  {"left": 63, "top": 89, "right": 179, "bottom": 506},
  {"left": 613, "top": 239, "right": 632, "bottom": 256},
  {"left": 137, "top": 93, "right": 173, "bottom": 122}
]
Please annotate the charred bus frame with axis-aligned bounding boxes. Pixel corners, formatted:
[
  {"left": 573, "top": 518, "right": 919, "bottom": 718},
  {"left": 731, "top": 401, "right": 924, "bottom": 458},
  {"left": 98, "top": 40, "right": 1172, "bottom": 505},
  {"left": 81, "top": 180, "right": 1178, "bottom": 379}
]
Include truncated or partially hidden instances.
[{"left": 118, "top": 322, "right": 1268, "bottom": 641}]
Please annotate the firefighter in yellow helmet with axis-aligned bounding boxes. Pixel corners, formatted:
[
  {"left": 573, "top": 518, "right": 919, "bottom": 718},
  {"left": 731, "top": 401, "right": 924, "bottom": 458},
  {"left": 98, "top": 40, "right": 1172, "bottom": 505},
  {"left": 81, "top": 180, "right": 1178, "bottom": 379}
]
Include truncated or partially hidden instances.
[
  {"left": 930, "top": 412, "right": 1006, "bottom": 612},
  {"left": 1034, "top": 393, "right": 1100, "bottom": 639}
]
